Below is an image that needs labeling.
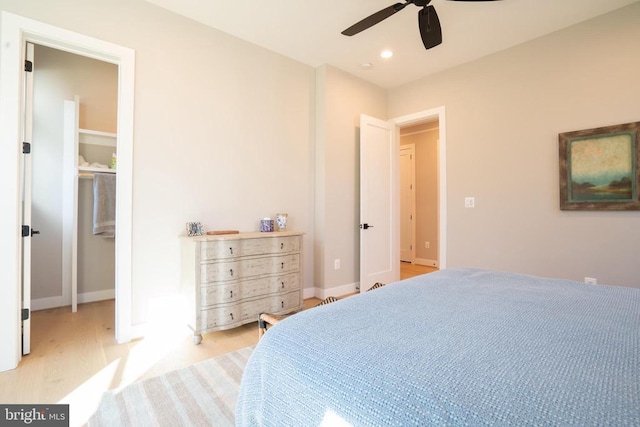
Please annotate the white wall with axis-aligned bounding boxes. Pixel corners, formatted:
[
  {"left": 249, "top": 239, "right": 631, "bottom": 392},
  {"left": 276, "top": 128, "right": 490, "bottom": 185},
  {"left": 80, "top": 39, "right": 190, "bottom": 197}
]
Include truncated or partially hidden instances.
[
  {"left": 388, "top": 3, "right": 640, "bottom": 287},
  {"left": 0, "top": 0, "right": 316, "bottom": 328}
]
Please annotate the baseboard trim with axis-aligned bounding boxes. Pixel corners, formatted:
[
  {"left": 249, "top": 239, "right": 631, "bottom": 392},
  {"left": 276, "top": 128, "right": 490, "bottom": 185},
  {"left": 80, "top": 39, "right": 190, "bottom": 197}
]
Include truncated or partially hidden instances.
[
  {"left": 78, "top": 289, "right": 115, "bottom": 304},
  {"left": 306, "top": 282, "right": 359, "bottom": 299},
  {"left": 415, "top": 258, "right": 439, "bottom": 267},
  {"left": 31, "top": 296, "right": 64, "bottom": 311},
  {"left": 31, "top": 289, "right": 115, "bottom": 311}
]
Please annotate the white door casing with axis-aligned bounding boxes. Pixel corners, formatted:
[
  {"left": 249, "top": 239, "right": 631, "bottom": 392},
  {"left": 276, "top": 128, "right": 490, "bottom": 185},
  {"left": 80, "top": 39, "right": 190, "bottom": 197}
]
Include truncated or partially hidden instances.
[
  {"left": 62, "top": 97, "right": 80, "bottom": 313},
  {"left": 0, "top": 11, "right": 135, "bottom": 372},
  {"left": 392, "top": 107, "right": 447, "bottom": 271},
  {"left": 359, "top": 114, "right": 400, "bottom": 292},
  {"left": 400, "top": 144, "right": 416, "bottom": 263}
]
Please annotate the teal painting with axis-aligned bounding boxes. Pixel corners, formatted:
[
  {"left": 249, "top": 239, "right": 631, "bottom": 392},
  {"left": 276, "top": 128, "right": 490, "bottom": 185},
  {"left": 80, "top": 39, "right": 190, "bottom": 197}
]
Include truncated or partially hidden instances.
[{"left": 569, "top": 132, "right": 634, "bottom": 202}]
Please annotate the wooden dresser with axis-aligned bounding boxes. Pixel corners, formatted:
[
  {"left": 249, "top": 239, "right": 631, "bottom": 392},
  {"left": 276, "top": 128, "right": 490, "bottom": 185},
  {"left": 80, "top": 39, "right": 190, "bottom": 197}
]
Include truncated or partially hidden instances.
[{"left": 181, "top": 231, "right": 303, "bottom": 344}]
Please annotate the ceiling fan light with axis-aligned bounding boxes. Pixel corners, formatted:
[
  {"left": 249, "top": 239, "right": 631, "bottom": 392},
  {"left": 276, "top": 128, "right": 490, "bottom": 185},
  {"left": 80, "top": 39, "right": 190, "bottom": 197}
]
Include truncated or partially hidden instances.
[{"left": 380, "top": 50, "right": 394, "bottom": 59}]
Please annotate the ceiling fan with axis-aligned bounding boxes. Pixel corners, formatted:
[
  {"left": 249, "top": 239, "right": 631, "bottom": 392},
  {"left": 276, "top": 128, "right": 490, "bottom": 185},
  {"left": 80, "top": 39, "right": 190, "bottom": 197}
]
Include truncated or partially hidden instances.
[{"left": 341, "top": 0, "right": 501, "bottom": 50}]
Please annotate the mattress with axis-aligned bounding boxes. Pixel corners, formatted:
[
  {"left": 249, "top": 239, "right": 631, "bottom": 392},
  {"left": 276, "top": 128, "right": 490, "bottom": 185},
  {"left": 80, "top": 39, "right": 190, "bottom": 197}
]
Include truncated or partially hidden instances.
[{"left": 236, "top": 268, "right": 640, "bottom": 426}]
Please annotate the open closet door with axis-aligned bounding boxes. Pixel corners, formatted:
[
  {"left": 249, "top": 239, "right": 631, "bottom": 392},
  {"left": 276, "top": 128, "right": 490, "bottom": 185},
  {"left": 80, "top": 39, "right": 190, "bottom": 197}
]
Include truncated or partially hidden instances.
[
  {"left": 359, "top": 114, "right": 399, "bottom": 292},
  {"left": 21, "top": 42, "right": 35, "bottom": 355}
]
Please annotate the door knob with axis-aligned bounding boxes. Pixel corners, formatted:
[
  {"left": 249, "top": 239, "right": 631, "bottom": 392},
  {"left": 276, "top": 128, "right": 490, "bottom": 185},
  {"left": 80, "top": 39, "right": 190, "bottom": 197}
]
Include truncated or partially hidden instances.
[
  {"left": 31, "top": 229, "right": 40, "bottom": 236},
  {"left": 360, "top": 223, "right": 374, "bottom": 230}
]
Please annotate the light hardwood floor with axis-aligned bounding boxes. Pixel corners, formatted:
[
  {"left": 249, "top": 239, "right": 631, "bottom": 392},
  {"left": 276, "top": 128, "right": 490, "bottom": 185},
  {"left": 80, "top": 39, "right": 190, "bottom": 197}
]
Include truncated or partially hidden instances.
[{"left": 0, "top": 262, "right": 436, "bottom": 424}]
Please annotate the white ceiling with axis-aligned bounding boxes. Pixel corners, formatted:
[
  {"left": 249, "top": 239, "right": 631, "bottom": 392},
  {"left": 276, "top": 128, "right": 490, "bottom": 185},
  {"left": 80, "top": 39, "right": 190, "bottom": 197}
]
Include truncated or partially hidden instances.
[{"left": 145, "top": 0, "right": 639, "bottom": 89}]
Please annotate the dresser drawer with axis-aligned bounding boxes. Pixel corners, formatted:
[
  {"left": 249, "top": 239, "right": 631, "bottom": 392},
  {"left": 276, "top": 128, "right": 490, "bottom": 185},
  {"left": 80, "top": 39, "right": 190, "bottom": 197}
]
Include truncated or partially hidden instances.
[
  {"left": 199, "top": 302, "right": 241, "bottom": 330},
  {"left": 198, "top": 291, "right": 301, "bottom": 331},
  {"left": 200, "top": 273, "right": 300, "bottom": 306},
  {"left": 200, "top": 254, "right": 300, "bottom": 283},
  {"left": 238, "top": 291, "right": 301, "bottom": 321},
  {"left": 200, "top": 236, "right": 301, "bottom": 261},
  {"left": 240, "top": 236, "right": 301, "bottom": 256},
  {"left": 200, "top": 241, "right": 240, "bottom": 260}
]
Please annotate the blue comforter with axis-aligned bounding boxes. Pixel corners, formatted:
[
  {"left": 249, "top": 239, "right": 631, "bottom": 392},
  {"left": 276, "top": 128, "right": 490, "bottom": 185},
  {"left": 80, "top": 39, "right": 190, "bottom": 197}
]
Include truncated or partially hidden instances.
[{"left": 236, "top": 268, "right": 640, "bottom": 426}]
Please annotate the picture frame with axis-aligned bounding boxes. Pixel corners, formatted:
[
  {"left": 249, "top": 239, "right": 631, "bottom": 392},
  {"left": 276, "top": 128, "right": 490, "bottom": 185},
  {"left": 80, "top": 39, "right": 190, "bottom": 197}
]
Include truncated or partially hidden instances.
[
  {"left": 186, "top": 221, "right": 203, "bottom": 236},
  {"left": 559, "top": 121, "right": 640, "bottom": 211}
]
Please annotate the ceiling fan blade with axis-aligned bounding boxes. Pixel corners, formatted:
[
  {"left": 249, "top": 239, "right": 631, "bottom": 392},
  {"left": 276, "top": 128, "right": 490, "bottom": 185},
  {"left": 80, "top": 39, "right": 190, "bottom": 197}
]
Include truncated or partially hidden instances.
[
  {"left": 418, "top": 5, "right": 442, "bottom": 50},
  {"left": 342, "top": 2, "right": 409, "bottom": 36}
]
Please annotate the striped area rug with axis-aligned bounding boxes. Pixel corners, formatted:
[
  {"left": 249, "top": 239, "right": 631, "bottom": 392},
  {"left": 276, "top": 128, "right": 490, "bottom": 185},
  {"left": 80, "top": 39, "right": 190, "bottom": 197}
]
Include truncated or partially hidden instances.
[{"left": 89, "top": 346, "right": 254, "bottom": 427}]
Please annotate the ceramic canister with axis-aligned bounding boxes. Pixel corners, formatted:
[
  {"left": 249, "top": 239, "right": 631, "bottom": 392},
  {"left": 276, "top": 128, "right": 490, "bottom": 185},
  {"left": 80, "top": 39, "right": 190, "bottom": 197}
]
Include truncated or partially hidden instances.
[
  {"left": 260, "top": 218, "right": 274, "bottom": 232},
  {"left": 276, "top": 213, "right": 288, "bottom": 231}
]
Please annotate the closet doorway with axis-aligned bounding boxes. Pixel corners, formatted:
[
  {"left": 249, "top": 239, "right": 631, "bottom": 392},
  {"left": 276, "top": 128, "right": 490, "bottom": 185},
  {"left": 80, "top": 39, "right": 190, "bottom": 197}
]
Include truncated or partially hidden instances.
[
  {"left": 0, "top": 13, "right": 134, "bottom": 371},
  {"left": 30, "top": 44, "right": 118, "bottom": 315}
]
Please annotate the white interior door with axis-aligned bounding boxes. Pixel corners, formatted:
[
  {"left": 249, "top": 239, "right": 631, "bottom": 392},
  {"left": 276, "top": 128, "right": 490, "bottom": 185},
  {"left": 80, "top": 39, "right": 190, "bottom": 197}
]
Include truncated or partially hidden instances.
[
  {"left": 359, "top": 114, "right": 399, "bottom": 292},
  {"left": 400, "top": 145, "right": 415, "bottom": 263},
  {"left": 21, "top": 42, "right": 35, "bottom": 355}
]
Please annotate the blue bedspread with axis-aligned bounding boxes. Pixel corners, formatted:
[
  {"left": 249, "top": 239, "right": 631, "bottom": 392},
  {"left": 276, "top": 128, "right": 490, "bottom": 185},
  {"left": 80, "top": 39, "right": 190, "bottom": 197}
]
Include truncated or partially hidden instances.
[{"left": 236, "top": 268, "right": 640, "bottom": 426}]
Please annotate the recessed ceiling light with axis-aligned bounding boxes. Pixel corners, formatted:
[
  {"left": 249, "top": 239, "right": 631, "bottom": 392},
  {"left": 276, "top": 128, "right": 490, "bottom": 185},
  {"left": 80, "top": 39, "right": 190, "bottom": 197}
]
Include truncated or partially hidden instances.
[{"left": 380, "top": 50, "right": 393, "bottom": 59}]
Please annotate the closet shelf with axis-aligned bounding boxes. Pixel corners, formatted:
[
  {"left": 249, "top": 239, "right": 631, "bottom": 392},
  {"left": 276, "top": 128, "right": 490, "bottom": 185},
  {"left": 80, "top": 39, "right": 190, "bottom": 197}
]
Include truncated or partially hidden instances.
[
  {"left": 79, "top": 128, "right": 117, "bottom": 147},
  {"left": 79, "top": 128, "right": 117, "bottom": 138},
  {"left": 78, "top": 166, "right": 116, "bottom": 174}
]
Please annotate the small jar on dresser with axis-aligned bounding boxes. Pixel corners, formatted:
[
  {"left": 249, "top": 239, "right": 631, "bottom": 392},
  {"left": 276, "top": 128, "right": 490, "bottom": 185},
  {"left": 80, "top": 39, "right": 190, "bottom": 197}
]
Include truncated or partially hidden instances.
[{"left": 181, "top": 231, "right": 304, "bottom": 344}]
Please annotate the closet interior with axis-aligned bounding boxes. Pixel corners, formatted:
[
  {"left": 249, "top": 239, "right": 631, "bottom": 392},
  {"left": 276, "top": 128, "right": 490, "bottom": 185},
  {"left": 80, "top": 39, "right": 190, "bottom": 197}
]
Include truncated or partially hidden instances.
[{"left": 30, "top": 44, "right": 118, "bottom": 313}]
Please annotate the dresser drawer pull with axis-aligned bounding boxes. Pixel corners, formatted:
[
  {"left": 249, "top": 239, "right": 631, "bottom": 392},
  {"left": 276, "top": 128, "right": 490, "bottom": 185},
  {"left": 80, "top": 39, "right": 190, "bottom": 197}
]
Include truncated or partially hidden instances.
[
  {"left": 229, "top": 247, "right": 234, "bottom": 255},
  {"left": 230, "top": 313, "right": 234, "bottom": 320},
  {"left": 281, "top": 301, "right": 284, "bottom": 308},
  {"left": 230, "top": 268, "right": 234, "bottom": 277},
  {"left": 281, "top": 281, "right": 285, "bottom": 289},
  {"left": 230, "top": 290, "right": 233, "bottom": 298},
  {"left": 281, "top": 262, "right": 284, "bottom": 269},
  {"left": 281, "top": 242, "right": 284, "bottom": 250}
]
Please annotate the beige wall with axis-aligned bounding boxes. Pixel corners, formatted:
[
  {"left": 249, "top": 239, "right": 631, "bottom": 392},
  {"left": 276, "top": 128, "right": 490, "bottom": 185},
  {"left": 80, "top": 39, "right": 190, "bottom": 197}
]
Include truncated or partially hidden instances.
[
  {"left": 315, "top": 65, "right": 387, "bottom": 292},
  {"left": 32, "top": 45, "right": 117, "bottom": 303},
  {"left": 389, "top": 3, "right": 640, "bottom": 287}
]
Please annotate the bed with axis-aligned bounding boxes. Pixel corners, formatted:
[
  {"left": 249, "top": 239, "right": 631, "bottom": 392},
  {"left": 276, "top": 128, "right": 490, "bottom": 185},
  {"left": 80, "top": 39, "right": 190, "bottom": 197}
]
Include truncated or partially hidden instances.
[{"left": 236, "top": 268, "right": 639, "bottom": 426}]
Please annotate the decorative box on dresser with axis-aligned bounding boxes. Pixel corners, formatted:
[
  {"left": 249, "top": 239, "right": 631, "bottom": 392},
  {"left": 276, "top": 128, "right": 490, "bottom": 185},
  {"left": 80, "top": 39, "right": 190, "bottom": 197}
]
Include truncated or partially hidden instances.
[{"left": 181, "top": 231, "right": 304, "bottom": 344}]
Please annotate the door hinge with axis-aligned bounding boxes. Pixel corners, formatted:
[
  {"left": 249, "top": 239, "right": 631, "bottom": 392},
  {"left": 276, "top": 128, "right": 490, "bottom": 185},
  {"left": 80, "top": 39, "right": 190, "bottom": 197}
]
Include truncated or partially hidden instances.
[
  {"left": 22, "top": 308, "right": 30, "bottom": 321},
  {"left": 23, "top": 142, "right": 31, "bottom": 154},
  {"left": 24, "top": 60, "right": 33, "bottom": 72}
]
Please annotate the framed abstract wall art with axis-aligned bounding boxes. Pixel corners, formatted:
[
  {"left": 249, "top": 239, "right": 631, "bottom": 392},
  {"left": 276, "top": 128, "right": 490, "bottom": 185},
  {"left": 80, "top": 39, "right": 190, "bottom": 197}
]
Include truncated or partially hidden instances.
[{"left": 559, "top": 121, "right": 640, "bottom": 210}]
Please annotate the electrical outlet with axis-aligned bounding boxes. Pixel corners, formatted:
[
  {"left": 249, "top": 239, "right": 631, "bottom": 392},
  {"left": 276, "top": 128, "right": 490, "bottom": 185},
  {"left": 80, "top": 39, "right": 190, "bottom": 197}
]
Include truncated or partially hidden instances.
[
  {"left": 334, "top": 259, "right": 341, "bottom": 270},
  {"left": 425, "top": 241, "right": 430, "bottom": 249},
  {"left": 465, "top": 197, "right": 475, "bottom": 208},
  {"left": 584, "top": 277, "right": 597, "bottom": 285}
]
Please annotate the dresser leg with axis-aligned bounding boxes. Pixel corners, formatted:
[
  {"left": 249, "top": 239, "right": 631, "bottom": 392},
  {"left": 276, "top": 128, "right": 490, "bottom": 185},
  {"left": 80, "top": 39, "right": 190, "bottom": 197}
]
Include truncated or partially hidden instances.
[{"left": 193, "top": 333, "right": 203, "bottom": 345}]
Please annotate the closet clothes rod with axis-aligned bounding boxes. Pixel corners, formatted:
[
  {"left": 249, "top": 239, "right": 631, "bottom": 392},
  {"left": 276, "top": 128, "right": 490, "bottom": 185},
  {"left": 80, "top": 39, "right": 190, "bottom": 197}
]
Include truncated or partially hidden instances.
[{"left": 78, "top": 171, "right": 116, "bottom": 179}]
